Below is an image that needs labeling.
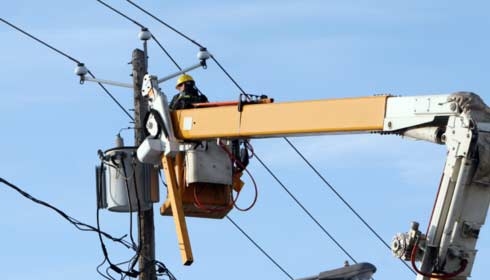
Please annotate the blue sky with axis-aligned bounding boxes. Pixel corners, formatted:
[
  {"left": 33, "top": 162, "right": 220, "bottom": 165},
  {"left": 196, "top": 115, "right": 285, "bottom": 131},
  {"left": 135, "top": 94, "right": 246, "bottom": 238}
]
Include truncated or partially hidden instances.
[{"left": 1, "top": 1, "right": 490, "bottom": 279}]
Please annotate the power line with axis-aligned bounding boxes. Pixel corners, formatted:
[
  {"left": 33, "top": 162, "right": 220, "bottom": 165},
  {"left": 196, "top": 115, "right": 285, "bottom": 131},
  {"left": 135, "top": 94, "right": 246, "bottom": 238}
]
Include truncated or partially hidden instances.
[
  {"left": 0, "top": 17, "right": 80, "bottom": 64},
  {"left": 126, "top": 0, "right": 204, "bottom": 49},
  {"left": 151, "top": 35, "right": 182, "bottom": 71},
  {"left": 95, "top": 0, "right": 183, "bottom": 72},
  {"left": 87, "top": 70, "right": 135, "bottom": 121},
  {"left": 98, "top": 0, "right": 214, "bottom": 117},
  {"left": 226, "top": 216, "right": 294, "bottom": 280},
  {"left": 283, "top": 137, "right": 417, "bottom": 275},
  {"left": 0, "top": 177, "right": 132, "bottom": 248},
  {"left": 0, "top": 17, "right": 134, "bottom": 121},
  {"left": 209, "top": 56, "right": 250, "bottom": 99},
  {"left": 96, "top": 0, "right": 144, "bottom": 28},
  {"left": 123, "top": 2, "right": 251, "bottom": 100},
  {"left": 0, "top": 177, "right": 177, "bottom": 279},
  {"left": 254, "top": 153, "right": 359, "bottom": 264}
]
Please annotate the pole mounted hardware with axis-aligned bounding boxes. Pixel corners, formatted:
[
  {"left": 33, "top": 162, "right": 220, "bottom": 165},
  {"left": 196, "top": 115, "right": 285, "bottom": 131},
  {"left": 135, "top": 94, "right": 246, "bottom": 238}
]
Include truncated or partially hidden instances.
[
  {"left": 74, "top": 49, "right": 210, "bottom": 88},
  {"left": 138, "top": 27, "right": 152, "bottom": 41},
  {"left": 156, "top": 48, "right": 211, "bottom": 84}
]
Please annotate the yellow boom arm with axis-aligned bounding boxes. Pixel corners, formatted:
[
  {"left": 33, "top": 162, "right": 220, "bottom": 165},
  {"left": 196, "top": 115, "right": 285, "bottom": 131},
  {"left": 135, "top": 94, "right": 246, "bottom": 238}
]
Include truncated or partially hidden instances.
[{"left": 171, "top": 96, "right": 388, "bottom": 140}]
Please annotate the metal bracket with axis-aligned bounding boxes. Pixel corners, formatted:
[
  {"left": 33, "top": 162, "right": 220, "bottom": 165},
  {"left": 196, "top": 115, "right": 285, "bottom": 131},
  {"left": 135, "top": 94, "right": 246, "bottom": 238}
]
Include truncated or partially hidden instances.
[
  {"left": 74, "top": 48, "right": 210, "bottom": 88},
  {"left": 157, "top": 60, "right": 207, "bottom": 84},
  {"left": 384, "top": 95, "right": 458, "bottom": 131},
  {"left": 81, "top": 76, "right": 133, "bottom": 88},
  {"left": 157, "top": 48, "right": 210, "bottom": 84},
  {"left": 137, "top": 74, "right": 180, "bottom": 164}
]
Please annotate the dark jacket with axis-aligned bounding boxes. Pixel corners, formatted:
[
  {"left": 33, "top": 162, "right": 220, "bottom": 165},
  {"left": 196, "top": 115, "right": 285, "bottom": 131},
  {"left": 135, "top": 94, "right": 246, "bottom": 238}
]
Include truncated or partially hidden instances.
[{"left": 169, "top": 91, "right": 208, "bottom": 109}]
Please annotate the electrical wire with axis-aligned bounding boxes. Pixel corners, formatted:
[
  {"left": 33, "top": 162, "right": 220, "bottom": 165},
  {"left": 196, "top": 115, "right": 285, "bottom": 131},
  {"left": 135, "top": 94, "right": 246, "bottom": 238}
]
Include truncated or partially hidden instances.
[
  {"left": 96, "top": 162, "right": 139, "bottom": 279},
  {"left": 115, "top": 256, "right": 137, "bottom": 280},
  {"left": 151, "top": 35, "right": 182, "bottom": 71},
  {"left": 97, "top": 0, "right": 145, "bottom": 28},
  {"left": 124, "top": 1, "right": 253, "bottom": 101},
  {"left": 88, "top": 70, "right": 135, "bottom": 121},
  {"left": 96, "top": 201, "right": 115, "bottom": 280},
  {"left": 105, "top": 266, "right": 117, "bottom": 280},
  {"left": 121, "top": 158, "right": 141, "bottom": 275},
  {"left": 158, "top": 170, "right": 168, "bottom": 188},
  {"left": 232, "top": 167, "right": 258, "bottom": 212},
  {"left": 218, "top": 141, "right": 258, "bottom": 211},
  {"left": 153, "top": 260, "right": 177, "bottom": 280},
  {"left": 95, "top": 0, "right": 182, "bottom": 73},
  {"left": 283, "top": 137, "right": 417, "bottom": 275},
  {"left": 0, "top": 177, "right": 132, "bottom": 248},
  {"left": 98, "top": 155, "right": 145, "bottom": 278},
  {"left": 209, "top": 55, "right": 250, "bottom": 100},
  {"left": 126, "top": 0, "right": 204, "bottom": 49},
  {"left": 97, "top": 259, "right": 113, "bottom": 280},
  {"left": 225, "top": 216, "right": 294, "bottom": 280},
  {"left": 410, "top": 238, "right": 468, "bottom": 279},
  {"left": 253, "top": 154, "right": 359, "bottom": 264},
  {"left": 0, "top": 18, "right": 80, "bottom": 64},
  {"left": 130, "top": 160, "right": 145, "bottom": 273},
  {"left": 120, "top": 159, "right": 138, "bottom": 249},
  {"left": 0, "top": 176, "right": 175, "bottom": 279},
  {"left": 0, "top": 17, "right": 134, "bottom": 121}
]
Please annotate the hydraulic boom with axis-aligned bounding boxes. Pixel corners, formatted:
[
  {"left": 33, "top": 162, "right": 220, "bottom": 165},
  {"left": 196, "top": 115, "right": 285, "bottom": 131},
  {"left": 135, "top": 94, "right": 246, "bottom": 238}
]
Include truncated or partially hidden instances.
[{"left": 136, "top": 74, "right": 490, "bottom": 279}]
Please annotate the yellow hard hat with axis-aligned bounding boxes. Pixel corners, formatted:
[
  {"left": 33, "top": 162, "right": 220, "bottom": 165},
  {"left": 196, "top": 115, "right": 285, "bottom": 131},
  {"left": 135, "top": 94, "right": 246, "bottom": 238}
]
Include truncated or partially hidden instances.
[{"left": 175, "top": 74, "right": 194, "bottom": 89}]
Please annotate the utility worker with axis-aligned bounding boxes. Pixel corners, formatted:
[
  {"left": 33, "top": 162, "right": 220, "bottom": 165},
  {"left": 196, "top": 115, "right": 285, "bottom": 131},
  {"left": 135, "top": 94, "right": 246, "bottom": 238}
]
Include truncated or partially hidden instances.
[{"left": 169, "top": 74, "right": 208, "bottom": 109}]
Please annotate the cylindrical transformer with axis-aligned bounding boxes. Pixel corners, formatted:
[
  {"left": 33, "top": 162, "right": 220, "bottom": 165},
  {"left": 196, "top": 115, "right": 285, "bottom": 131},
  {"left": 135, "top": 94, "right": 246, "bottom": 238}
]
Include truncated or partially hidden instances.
[{"left": 103, "top": 147, "right": 152, "bottom": 212}]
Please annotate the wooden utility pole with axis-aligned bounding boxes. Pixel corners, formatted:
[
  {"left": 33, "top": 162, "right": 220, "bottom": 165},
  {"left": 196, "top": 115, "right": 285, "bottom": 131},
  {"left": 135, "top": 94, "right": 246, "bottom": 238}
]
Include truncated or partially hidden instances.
[{"left": 132, "top": 48, "right": 156, "bottom": 280}]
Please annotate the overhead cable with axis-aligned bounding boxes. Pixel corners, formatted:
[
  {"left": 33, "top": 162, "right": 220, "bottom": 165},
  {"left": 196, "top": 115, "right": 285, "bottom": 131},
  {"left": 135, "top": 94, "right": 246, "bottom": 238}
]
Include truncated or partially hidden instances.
[
  {"left": 208, "top": 56, "right": 250, "bottom": 99},
  {"left": 124, "top": 1, "right": 251, "bottom": 100},
  {"left": 1, "top": 177, "right": 176, "bottom": 279},
  {"left": 96, "top": 0, "right": 183, "bottom": 72},
  {"left": 283, "top": 137, "right": 417, "bottom": 275},
  {"left": 0, "top": 177, "right": 132, "bottom": 248},
  {"left": 126, "top": 0, "right": 204, "bottom": 49},
  {"left": 226, "top": 216, "right": 294, "bottom": 280},
  {"left": 88, "top": 70, "right": 135, "bottom": 121},
  {"left": 0, "top": 17, "right": 134, "bottom": 121},
  {"left": 253, "top": 154, "right": 359, "bottom": 264},
  {"left": 151, "top": 35, "right": 182, "bottom": 71},
  {"left": 97, "top": 0, "right": 145, "bottom": 28},
  {"left": 0, "top": 18, "right": 81, "bottom": 64}
]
